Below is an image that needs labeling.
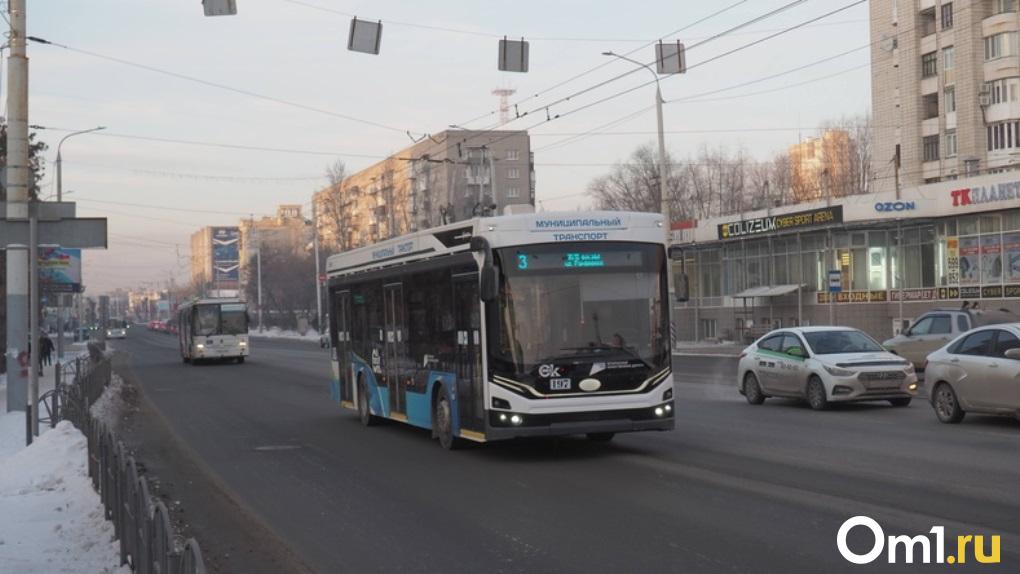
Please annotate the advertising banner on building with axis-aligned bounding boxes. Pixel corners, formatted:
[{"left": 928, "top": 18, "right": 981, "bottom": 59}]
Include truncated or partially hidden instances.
[
  {"left": 946, "top": 237, "right": 960, "bottom": 285},
  {"left": 212, "top": 227, "right": 240, "bottom": 283},
  {"left": 959, "top": 237, "right": 980, "bottom": 285},
  {"left": 717, "top": 206, "right": 843, "bottom": 240},
  {"left": 1005, "top": 232, "right": 1020, "bottom": 283},
  {"left": 981, "top": 235, "right": 1003, "bottom": 284},
  {"left": 39, "top": 247, "right": 82, "bottom": 293}
]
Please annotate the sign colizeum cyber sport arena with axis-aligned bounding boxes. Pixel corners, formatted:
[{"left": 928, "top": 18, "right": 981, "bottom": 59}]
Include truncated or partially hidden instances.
[{"left": 717, "top": 206, "right": 844, "bottom": 240}]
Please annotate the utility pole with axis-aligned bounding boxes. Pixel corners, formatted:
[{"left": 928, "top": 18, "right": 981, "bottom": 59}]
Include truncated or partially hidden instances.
[
  {"left": 312, "top": 199, "right": 323, "bottom": 333},
  {"left": 254, "top": 220, "right": 263, "bottom": 331},
  {"left": 603, "top": 51, "right": 673, "bottom": 298},
  {"left": 53, "top": 126, "right": 105, "bottom": 396},
  {"left": 5, "top": 0, "right": 30, "bottom": 417}
]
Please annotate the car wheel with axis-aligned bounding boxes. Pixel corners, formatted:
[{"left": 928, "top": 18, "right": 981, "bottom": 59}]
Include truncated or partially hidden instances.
[
  {"left": 806, "top": 376, "right": 828, "bottom": 411},
  {"left": 743, "top": 372, "right": 766, "bottom": 405},
  {"left": 236, "top": 356, "right": 245, "bottom": 364},
  {"left": 182, "top": 356, "right": 190, "bottom": 364},
  {"left": 889, "top": 397, "right": 912, "bottom": 408},
  {"left": 433, "top": 389, "right": 461, "bottom": 450},
  {"left": 587, "top": 432, "right": 616, "bottom": 442},
  {"left": 357, "top": 378, "right": 377, "bottom": 427},
  {"left": 933, "top": 382, "right": 965, "bottom": 424}
]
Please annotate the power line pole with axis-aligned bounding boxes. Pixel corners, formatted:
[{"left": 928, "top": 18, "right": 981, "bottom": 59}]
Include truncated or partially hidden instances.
[
  {"left": 5, "top": 0, "right": 31, "bottom": 419},
  {"left": 312, "top": 199, "right": 323, "bottom": 333}
]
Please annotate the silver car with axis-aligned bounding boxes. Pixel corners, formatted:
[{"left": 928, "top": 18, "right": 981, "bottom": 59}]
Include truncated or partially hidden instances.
[
  {"left": 738, "top": 327, "right": 919, "bottom": 410},
  {"left": 925, "top": 323, "right": 1020, "bottom": 424}
]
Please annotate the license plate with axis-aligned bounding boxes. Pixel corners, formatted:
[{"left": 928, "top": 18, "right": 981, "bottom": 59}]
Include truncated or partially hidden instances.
[{"left": 550, "top": 378, "right": 571, "bottom": 390}]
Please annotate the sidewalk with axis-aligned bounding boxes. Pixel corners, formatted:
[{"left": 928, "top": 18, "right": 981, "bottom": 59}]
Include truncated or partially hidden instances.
[{"left": 0, "top": 345, "right": 128, "bottom": 573}]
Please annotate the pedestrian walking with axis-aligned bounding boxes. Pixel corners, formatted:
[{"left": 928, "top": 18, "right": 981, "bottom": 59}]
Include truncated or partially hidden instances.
[{"left": 40, "top": 333, "right": 55, "bottom": 370}]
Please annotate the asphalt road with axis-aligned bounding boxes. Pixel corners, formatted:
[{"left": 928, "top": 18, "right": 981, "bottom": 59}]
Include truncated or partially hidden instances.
[{"left": 115, "top": 330, "right": 1020, "bottom": 573}]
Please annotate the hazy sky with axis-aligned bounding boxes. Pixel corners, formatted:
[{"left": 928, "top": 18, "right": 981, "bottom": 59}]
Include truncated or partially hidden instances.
[{"left": 25, "top": 0, "right": 871, "bottom": 293}]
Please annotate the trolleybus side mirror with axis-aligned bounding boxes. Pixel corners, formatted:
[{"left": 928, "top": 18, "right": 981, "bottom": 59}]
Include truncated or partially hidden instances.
[{"left": 470, "top": 236, "right": 499, "bottom": 303}]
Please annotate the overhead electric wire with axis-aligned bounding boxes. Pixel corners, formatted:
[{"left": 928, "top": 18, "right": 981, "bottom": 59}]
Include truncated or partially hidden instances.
[
  {"left": 26, "top": 37, "right": 413, "bottom": 135},
  {"left": 395, "top": 0, "right": 823, "bottom": 168},
  {"left": 453, "top": 0, "right": 754, "bottom": 128}
]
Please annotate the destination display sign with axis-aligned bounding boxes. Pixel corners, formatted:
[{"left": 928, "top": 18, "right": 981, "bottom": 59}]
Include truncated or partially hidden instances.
[{"left": 718, "top": 206, "right": 843, "bottom": 240}]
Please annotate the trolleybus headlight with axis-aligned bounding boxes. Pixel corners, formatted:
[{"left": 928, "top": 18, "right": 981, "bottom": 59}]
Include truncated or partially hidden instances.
[
  {"left": 239, "top": 341, "right": 247, "bottom": 347},
  {"left": 510, "top": 414, "right": 523, "bottom": 426},
  {"left": 654, "top": 407, "right": 664, "bottom": 417},
  {"left": 664, "top": 404, "right": 672, "bottom": 413},
  {"left": 196, "top": 344, "right": 205, "bottom": 349}
]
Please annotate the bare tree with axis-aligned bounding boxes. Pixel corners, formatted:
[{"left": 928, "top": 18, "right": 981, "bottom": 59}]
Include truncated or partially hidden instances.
[
  {"left": 587, "top": 144, "right": 685, "bottom": 219},
  {"left": 319, "top": 160, "right": 348, "bottom": 254}
]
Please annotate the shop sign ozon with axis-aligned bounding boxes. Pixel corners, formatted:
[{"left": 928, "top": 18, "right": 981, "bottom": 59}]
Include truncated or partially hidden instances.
[{"left": 718, "top": 206, "right": 843, "bottom": 240}]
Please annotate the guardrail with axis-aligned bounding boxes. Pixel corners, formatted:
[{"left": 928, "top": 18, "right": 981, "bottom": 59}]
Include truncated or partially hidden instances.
[{"left": 46, "top": 350, "right": 208, "bottom": 574}]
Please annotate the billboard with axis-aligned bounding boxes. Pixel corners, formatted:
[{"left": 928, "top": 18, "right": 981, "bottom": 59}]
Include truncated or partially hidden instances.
[
  {"left": 212, "top": 227, "right": 240, "bottom": 284},
  {"left": 39, "top": 248, "right": 82, "bottom": 293}
]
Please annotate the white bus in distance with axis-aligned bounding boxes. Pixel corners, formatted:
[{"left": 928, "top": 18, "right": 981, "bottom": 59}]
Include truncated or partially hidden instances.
[
  {"left": 177, "top": 298, "right": 250, "bottom": 364},
  {"left": 325, "top": 211, "right": 677, "bottom": 449}
]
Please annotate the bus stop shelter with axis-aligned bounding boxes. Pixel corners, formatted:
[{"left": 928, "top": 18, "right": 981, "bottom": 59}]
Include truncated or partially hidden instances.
[{"left": 731, "top": 284, "right": 804, "bottom": 342}]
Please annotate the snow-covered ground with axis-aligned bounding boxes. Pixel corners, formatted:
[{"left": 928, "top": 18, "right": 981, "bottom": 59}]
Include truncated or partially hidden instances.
[
  {"left": 0, "top": 350, "right": 129, "bottom": 573},
  {"left": 248, "top": 326, "right": 321, "bottom": 342}
]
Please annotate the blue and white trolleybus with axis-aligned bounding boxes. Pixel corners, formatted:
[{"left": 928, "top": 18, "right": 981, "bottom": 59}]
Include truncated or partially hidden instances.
[{"left": 325, "top": 211, "right": 675, "bottom": 449}]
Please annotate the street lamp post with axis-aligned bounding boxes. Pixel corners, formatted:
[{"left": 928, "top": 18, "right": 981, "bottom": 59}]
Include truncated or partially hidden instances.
[
  {"left": 602, "top": 51, "right": 675, "bottom": 342},
  {"left": 53, "top": 126, "right": 105, "bottom": 400}
]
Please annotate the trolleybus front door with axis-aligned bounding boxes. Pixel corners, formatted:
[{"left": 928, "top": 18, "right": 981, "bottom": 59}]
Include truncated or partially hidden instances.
[
  {"left": 453, "top": 274, "right": 483, "bottom": 432},
  {"left": 383, "top": 283, "right": 406, "bottom": 415},
  {"left": 335, "top": 290, "right": 352, "bottom": 402}
]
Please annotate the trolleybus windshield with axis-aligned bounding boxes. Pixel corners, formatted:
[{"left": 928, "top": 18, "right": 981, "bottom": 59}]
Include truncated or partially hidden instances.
[{"left": 492, "top": 242, "right": 669, "bottom": 376}]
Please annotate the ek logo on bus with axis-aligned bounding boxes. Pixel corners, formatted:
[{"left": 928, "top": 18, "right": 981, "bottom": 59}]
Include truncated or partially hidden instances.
[{"left": 538, "top": 364, "right": 562, "bottom": 378}]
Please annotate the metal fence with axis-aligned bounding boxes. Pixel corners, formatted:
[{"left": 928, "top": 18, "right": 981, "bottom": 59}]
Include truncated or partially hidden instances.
[{"left": 46, "top": 351, "right": 208, "bottom": 574}]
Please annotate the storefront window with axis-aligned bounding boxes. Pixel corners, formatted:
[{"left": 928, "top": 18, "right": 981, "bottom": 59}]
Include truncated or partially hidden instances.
[
  {"left": 801, "top": 252, "right": 823, "bottom": 291},
  {"left": 1003, "top": 210, "right": 1020, "bottom": 231},
  {"left": 959, "top": 216, "right": 979, "bottom": 236},
  {"left": 868, "top": 247, "right": 887, "bottom": 290},
  {"left": 981, "top": 214, "right": 1002, "bottom": 234}
]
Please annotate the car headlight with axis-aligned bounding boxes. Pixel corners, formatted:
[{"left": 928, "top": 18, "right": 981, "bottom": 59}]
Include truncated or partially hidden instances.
[
  {"left": 823, "top": 365, "right": 856, "bottom": 377},
  {"left": 196, "top": 343, "right": 205, "bottom": 349},
  {"left": 239, "top": 341, "right": 247, "bottom": 347},
  {"left": 902, "top": 363, "right": 915, "bottom": 374}
]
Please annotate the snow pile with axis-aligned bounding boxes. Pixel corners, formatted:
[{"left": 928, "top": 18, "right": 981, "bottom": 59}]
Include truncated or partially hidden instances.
[
  {"left": 249, "top": 327, "right": 321, "bottom": 341},
  {"left": 89, "top": 375, "right": 128, "bottom": 429},
  {"left": 0, "top": 421, "right": 129, "bottom": 573}
]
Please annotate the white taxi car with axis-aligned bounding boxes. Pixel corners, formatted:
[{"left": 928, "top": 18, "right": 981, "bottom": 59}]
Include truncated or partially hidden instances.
[{"left": 737, "top": 327, "right": 919, "bottom": 410}]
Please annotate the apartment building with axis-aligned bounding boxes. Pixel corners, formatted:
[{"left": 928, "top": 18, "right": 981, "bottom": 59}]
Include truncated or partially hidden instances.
[
  {"left": 239, "top": 204, "right": 311, "bottom": 264},
  {"left": 871, "top": 1, "right": 1020, "bottom": 192},
  {"left": 313, "top": 129, "right": 534, "bottom": 252},
  {"left": 789, "top": 129, "right": 855, "bottom": 201}
]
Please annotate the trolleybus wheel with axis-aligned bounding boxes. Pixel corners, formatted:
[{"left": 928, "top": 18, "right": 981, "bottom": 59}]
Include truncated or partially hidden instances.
[
  {"left": 357, "top": 378, "right": 377, "bottom": 427},
  {"left": 434, "top": 389, "right": 461, "bottom": 450}
]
